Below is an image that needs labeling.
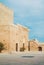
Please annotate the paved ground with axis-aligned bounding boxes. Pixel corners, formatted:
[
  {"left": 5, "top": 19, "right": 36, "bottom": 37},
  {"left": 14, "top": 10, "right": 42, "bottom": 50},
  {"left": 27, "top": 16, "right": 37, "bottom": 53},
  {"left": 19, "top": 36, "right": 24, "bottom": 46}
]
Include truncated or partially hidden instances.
[{"left": 0, "top": 52, "right": 44, "bottom": 65}]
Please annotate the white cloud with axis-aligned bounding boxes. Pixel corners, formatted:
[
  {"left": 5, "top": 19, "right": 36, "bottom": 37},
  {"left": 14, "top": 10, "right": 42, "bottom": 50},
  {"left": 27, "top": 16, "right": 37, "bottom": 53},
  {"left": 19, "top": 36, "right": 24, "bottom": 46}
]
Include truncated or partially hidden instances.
[
  {"left": 8, "top": 0, "right": 42, "bottom": 9},
  {"left": 7, "top": 0, "right": 44, "bottom": 17}
]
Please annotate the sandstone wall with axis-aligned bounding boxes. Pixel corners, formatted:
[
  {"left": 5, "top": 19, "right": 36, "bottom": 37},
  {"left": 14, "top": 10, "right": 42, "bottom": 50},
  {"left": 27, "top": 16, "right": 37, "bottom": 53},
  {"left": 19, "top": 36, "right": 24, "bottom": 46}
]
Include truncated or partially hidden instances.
[
  {"left": 28, "top": 40, "right": 39, "bottom": 51},
  {"left": 0, "top": 3, "right": 13, "bottom": 25},
  {"left": 0, "top": 3, "right": 29, "bottom": 53},
  {"left": 17, "top": 24, "right": 29, "bottom": 51},
  {"left": 0, "top": 25, "right": 11, "bottom": 52}
]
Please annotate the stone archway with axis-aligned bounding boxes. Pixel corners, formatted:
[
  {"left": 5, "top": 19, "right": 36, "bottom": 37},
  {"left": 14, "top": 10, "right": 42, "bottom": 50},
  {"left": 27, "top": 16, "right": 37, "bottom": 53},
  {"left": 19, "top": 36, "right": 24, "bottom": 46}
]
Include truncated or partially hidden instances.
[{"left": 38, "top": 46, "right": 42, "bottom": 51}]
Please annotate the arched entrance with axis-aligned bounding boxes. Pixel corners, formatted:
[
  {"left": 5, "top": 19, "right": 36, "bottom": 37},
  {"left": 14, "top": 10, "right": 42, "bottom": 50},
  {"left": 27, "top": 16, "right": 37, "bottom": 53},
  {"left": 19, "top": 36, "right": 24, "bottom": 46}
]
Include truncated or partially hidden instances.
[{"left": 38, "top": 46, "right": 42, "bottom": 51}]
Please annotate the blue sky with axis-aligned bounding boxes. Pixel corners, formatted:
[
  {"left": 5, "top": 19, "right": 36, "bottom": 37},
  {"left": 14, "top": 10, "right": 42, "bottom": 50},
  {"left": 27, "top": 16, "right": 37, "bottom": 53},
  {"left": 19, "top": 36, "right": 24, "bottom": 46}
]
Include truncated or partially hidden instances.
[{"left": 0, "top": 0, "right": 44, "bottom": 42}]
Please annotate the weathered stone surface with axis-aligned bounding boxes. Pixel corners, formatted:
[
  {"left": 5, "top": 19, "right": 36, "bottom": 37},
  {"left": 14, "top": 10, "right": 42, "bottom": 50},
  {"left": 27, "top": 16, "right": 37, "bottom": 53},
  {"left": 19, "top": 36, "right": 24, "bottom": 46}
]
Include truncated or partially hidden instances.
[
  {"left": 0, "top": 3, "right": 44, "bottom": 53},
  {"left": 0, "top": 3, "right": 29, "bottom": 53}
]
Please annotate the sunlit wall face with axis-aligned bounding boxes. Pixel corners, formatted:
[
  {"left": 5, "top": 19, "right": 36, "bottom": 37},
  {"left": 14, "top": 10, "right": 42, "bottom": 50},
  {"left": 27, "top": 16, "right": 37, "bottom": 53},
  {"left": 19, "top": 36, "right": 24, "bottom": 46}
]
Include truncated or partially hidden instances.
[{"left": 0, "top": 0, "right": 44, "bottom": 42}]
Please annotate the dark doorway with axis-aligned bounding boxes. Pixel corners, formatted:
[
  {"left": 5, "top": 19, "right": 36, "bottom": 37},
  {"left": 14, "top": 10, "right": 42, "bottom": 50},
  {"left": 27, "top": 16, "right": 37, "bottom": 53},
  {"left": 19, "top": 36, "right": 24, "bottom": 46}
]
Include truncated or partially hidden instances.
[
  {"left": 16, "top": 43, "right": 18, "bottom": 51},
  {"left": 28, "top": 43, "right": 30, "bottom": 51},
  {"left": 23, "top": 43, "right": 25, "bottom": 51},
  {"left": 38, "top": 46, "right": 42, "bottom": 51},
  {"left": 20, "top": 43, "right": 25, "bottom": 52}
]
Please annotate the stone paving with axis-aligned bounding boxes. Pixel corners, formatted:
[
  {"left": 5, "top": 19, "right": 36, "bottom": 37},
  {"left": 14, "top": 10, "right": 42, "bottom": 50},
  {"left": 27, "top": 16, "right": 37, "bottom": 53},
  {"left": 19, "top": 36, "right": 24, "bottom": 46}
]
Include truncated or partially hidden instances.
[{"left": 0, "top": 52, "right": 44, "bottom": 65}]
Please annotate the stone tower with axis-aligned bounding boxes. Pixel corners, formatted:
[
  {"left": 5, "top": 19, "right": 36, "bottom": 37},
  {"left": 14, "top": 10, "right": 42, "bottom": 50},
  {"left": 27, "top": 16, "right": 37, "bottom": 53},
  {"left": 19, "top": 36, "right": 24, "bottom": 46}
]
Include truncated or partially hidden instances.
[
  {"left": 0, "top": 3, "right": 29, "bottom": 53},
  {"left": 0, "top": 3, "right": 14, "bottom": 25},
  {"left": 0, "top": 3, "right": 14, "bottom": 52}
]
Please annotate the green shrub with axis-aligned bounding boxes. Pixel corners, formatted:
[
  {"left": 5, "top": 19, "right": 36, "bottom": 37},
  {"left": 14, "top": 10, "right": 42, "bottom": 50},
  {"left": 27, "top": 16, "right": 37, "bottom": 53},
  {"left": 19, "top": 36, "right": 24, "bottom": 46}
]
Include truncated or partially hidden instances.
[{"left": 0, "top": 42, "right": 5, "bottom": 53}]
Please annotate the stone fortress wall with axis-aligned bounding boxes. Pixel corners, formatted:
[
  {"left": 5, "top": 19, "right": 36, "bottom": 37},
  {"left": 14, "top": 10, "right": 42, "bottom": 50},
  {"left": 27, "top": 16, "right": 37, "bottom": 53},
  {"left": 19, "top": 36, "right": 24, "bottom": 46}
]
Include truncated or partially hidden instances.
[
  {"left": 0, "top": 3, "right": 44, "bottom": 53},
  {"left": 0, "top": 3, "right": 29, "bottom": 53}
]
